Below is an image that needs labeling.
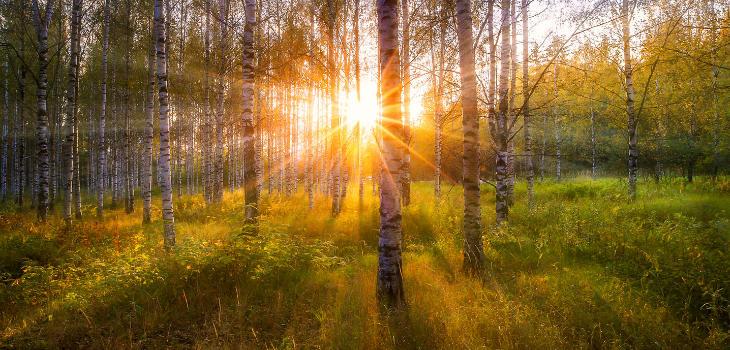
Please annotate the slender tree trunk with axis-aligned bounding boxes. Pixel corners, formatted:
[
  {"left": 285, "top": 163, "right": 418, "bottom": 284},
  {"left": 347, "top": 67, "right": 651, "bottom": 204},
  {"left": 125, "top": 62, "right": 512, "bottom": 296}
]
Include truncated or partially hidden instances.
[
  {"left": 457, "top": 0, "right": 483, "bottom": 273},
  {"left": 203, "top": 0, "right": 212, "bottom": 204},
  {"left": 376, "top": 0, "right": 405, "bottom": 308},
  {"left": 19, "top": 17, "right": 26, "bottom": 208},
  {"left": 654, "top": 77, "right": 662, "bottom": 182},
  {"left": 143, "top": 16, "right": 155, "bottom": 224},
  {"left": 712, "top": 0, "right": 720, "bottom": 177},
  {"left": 488, "top": 0, "right": 496, "bottom": 184},
  {"left": 327, "top": 0, "right": 340, "bottom": 217},
  {"left": 434, "top": 4, "right": 445, "bottom": 199},
  {"left": 554, "top": 64, "right": 561, "bottom": 181},
  {"left": 623, "top": 0, "right": 637, "bottom": 200},
  {"left": 354, "top": 0, "right": 363, "bottom": 203},
  {"left": 2, "top": 59, "right": 7, "bottom": 203},
  {"left": 492, "top": 0, "right": 511, "bottom": 226},
  {"left": 98, "top": 0, "right": 108, "bottom": 218},
  {"left": 124, "top": 0, "right": 134, "bottom": 214},
  {"left": 506, "top": 0, "right": 516, "bottom": 207},
  {"left": 73, "top": 55, "right": 81, "bottom": 219},
  {"left": 541, "top": 93, "right": 545, "bottom": 182},
  {"left": 591, "top": 81, "right": 597, "bottom": 181},
  {"left": 522, "top": 0, "right": 533, "bottom": 211},
  {"left": 307, "top": 0, "right": 315, "bottom": 210},
  {"left": 215, "top": 0, "right": 229, "bottom": 203},
  {"left": 32, "top": 0, "right": 56, "bottom": 221},
  {"left": 400, "top": 0, "right": 411, "bottom": 206},
  {"left": 688, "top": 82, "right": 696, "bottom": 183},
  {"left": 64, "top": 0, "right": 82, "bottom": 225},
  {"left": 155, "top": 0, "right": 175, "bottom": 246},
  {"left": 242, "top": 0, "right": 259, "bottom": 226},
  {"left": 111, "top": 47, "right": 118, "bottom": 210}
]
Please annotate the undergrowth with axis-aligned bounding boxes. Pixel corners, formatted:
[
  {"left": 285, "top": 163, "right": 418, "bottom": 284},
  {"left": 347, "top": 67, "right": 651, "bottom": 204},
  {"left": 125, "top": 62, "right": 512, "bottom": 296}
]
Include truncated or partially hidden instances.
[{"left": 1, "top": 176, "right": 729, "bottom": 349}]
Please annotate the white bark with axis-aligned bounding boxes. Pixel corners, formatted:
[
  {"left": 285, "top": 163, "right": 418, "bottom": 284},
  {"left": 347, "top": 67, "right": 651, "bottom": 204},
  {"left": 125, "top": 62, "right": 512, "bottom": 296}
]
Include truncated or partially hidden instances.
[
  {"left": 63, "top": 0, "right": 82, "bottom": 225},
  {"left": 143, "top": 16, "right": 155, "bottom": 224},
  {"left": 493, "top": 0, "right": 511, "bottom": 226},
  {"left": 400, "top": 0, "right": 411, "bottom": 206},
  {"left": 98, "top": 0, "right": 108, "bottom": 218},
  {"left": 623, "top": 0, "right": 637, "bottom": 199},
  {"left": 554, "top": 64, "right": 561, "bottom": 181},
  {"left": 242, "top": 0, "right": 259, "bottom": 225},
  {"left": 376, "top": 0, "right": 404, "bottom": 308},
  {"left": 456, "top": 0, "right": 483, "bottom": 273},
  {"left": 156, "top": 0, "right": 176, "bottom": 246},
  {"left": 32, "top": 0, "right": 56, "bottom": 221},
  {"left": 522, "top": 0, "right": 533, "bottom": 211}
]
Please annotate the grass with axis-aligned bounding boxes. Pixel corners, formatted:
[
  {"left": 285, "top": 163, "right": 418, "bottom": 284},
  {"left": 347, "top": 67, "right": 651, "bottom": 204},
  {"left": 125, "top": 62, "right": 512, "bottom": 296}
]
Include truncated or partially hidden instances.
[{"left": 1, "top": 177, "right": 730, "bottom": 349}]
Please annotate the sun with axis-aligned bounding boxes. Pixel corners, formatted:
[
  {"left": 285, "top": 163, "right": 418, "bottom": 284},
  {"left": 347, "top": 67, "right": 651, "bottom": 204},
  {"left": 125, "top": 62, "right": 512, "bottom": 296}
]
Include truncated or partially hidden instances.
[
  {"left": 340, "top": 81, "right": 379, "bottom": 129},
  {"left": 343, "top": 95, "right": 378, "bottom": 128}
]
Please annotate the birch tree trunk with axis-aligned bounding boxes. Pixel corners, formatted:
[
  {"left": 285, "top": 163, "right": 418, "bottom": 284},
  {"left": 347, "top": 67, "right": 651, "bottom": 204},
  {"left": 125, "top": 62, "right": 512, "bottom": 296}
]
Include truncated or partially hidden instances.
[
  {"left": 688, "top": 83, "right": 696, "bottom": 183},
  {"left": 215, "top": 0, "right": 229, "bottom": 203},
  {"left": 492, "top": 0, "right": 511, "bottom": 226},
  {"left": 32, "top": 0, "right": 56, "bottom": 221},
  {"left": 591, "top": 81, "right": 596, "bottom": 181},
  {"left": 623, "top": 0, "right": 637, "bottom": 200},
  {"left": 203, "top": 0, "right": 212, "bottom": 204},
  {"left": 522, "top": 0, "right": 534, "bottom": 210},
  {"left": 376, "top": 0, "right": 405, "bottom": 308},
  {"left": 400, "top": 0, "right": 411, "bottom": 207},
  {"left": 143, "top": 17, "right": 155, "bottom": 224},
  {"left": 155, "top": 0, "right": 175, "bottom": 246},
  {"left": 63, "top": 0, "right": 82, "bottom": 225},
  {"left": 2, "top": 59, "right": 7, "bottom": 203},
  {"left": 242, "top": 0, "right": 259, "bottom": 226},
  {"left": 124, "top": 0, "right": 134, "bottom": 214},
  {"left": 19, "top": 12, "right": 26, "bottom": 208},
  {"left": 111, "top": 47, "right": 118, "bottom": 210},
  {"left": 306, "top": 0, "right": 315, "bottom": 210},
  {"left": 327, "top": 0, "right": 340, "bottom": 217},
  {"left": 711, "top": 0, "right": 720, "bottom": 177},
  {"left": 554, "top": 64, "right": 561, "bottom": 181},
  {"left": 434, "top": 4, "right": 445, "bottom": 199},
  {"left": 98, "top": 0, "right": 110, "bottom": 219},
  {"left": 457, "top": 0, "right": 483, "bottom": 273},
  {"left": 506, "top": 0, "right": 516, "bottom": 207},
  {"left": 354, "top": 0, "right": 363, "bottom": 203}
]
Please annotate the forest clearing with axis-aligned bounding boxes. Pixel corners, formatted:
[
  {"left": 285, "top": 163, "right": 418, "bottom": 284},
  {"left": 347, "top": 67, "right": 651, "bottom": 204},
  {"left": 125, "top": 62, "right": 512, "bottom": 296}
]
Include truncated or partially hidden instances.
[
  {"left": 2, "top": 179, "right": 730, "bottom": 348},
  {"left": 3, "top": 0, "right": 730, "bottom": 347}
]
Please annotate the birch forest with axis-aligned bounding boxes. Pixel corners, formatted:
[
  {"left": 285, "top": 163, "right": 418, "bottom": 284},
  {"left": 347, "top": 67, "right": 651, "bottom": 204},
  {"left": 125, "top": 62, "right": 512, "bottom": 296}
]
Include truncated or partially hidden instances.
[{"left": 3, "top": 0, "right": 730, "bottom": 347}]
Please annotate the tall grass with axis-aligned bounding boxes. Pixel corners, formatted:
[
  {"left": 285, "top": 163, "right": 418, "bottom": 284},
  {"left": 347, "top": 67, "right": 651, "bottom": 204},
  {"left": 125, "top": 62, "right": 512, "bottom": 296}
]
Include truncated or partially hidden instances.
[{"left": 1, "top": 177, "right": 729, "bottom": 348}]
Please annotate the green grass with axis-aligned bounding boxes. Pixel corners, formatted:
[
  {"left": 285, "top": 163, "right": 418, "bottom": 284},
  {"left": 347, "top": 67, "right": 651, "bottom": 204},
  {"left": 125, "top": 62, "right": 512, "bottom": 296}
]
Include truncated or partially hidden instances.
[{"left": 1, "top": 177, "right": 730, "bottom": 348}]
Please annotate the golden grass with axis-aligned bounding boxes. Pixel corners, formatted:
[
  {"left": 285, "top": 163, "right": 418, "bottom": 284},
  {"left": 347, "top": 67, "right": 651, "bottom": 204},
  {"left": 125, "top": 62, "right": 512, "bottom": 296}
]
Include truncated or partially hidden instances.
[{"left": 1, "top": 177, "right": 730, "bottom": 348}]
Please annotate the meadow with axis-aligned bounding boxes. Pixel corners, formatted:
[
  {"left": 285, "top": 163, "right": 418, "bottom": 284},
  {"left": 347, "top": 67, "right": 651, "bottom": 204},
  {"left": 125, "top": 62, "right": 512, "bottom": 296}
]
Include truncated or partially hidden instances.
[{"left": 2, "top": 177, "right": 730, "bottom": 349}]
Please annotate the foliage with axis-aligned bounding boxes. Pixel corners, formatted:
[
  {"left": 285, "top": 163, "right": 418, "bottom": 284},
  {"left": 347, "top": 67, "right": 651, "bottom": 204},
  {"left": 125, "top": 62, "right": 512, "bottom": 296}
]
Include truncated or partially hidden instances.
[{"left": 2, "top": 179, "right": 730, "bottom": 348}]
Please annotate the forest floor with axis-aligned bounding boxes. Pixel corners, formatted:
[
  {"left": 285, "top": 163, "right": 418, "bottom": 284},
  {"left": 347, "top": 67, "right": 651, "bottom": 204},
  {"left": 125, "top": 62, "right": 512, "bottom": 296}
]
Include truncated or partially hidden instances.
[{"left": 2, "top": 177, "right": 730, "bottom": 349}]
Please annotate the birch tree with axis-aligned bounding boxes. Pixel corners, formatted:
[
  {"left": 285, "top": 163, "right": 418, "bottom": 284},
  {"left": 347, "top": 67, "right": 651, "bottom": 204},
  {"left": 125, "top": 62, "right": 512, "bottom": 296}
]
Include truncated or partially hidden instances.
[
  {"left": 623, "top": 0, "right": 637, "bottom": 200},
  {"left": 32, "top": 0, "right": 55, "bottom": 221},
  {"left": 155, "top": 0, "right": 175, "bottom": 247},
  {"left": 490, "top": 0, "right": 511, "bottom": 225},
  {"left": 242, "top": 0, "right": 259, "bottom": 226},
  {"left": 456, "top": 0, "right": 483, "bottom": 273},
  {"left": 63, "top": 0, "right": 82, "bottom": 225},
  {"left": 97, "top": 0, "right": 110, "bottom": 219},
  {"left": 400, "top": 0, "right": 411, "bottom": 207},
  {"left": 143, "top": 16, "right": 155, "bottom": 224},
  {"left": 376, "top": 0, "right": 404, "bottom": 308},
  {"left": 522, "top": 0, "right": 534, "bottom": 210},
  {"left": 327, "top": 0, "right": 341, "bottom": 217}
]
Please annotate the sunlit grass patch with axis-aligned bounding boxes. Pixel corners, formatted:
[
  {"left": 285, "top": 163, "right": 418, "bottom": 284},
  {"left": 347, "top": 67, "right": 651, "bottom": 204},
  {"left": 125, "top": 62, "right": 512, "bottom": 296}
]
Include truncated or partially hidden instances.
[{"left": 1, "top": 178, "right": 730, "bottom": 348}]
